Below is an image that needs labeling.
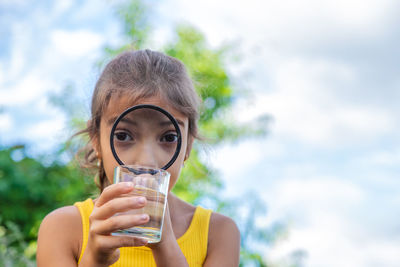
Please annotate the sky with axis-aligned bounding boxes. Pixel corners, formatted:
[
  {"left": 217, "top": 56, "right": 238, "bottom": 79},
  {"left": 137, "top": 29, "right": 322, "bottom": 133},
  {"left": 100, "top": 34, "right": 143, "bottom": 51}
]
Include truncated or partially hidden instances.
[{"left": 1, "top": 0, "right": 400, "bottom": 266}]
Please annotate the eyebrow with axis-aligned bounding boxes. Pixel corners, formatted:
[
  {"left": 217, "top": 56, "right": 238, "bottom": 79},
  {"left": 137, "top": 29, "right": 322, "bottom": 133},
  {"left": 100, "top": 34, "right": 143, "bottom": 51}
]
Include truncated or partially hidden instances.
[
  {"left": 107, "top": 116, "right": 135, "bottom": 126},
  {"left": 158, "top": 119, "right": 185, "bottom": 128},
  {"left": 107, "top": 116, "right": 185, "bottom": 128}
]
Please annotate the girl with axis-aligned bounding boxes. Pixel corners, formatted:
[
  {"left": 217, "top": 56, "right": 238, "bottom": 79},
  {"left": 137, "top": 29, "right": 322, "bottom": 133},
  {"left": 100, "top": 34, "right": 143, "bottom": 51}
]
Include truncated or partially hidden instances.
[{"left": 37, "top": 50, "right": 240, "bottom": 266}]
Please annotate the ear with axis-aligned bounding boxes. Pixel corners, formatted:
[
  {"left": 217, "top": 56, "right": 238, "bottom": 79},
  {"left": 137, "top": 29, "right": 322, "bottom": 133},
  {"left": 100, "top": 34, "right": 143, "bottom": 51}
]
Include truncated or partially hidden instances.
[
  {"left": 88, "top": 119, "right": 102, "bottom": 158},
  {"left": 184, "top": 135, "right": 194, "bottom": 162},
  {"left": 91, "top": 136, "right": 101, "bottom": 159}
]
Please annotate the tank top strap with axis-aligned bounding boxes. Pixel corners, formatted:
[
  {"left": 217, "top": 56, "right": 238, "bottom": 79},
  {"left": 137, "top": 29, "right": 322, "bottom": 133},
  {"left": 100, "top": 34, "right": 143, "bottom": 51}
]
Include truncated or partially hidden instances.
[
  {"left": 74, "top": 198, "right": 93, "bottom": 264},
  {"left": 177, "top": 206, "right": 212, "bottom": 262}
]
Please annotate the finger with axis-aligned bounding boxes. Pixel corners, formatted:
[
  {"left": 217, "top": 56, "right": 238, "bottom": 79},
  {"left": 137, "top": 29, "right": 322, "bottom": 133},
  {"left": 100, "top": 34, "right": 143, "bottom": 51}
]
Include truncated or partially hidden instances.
[
  {"left": 96, "top": 235, "right": 148, "bottom": 250},
  {"left": 92, "top": 213, "right": 150, "bottom": 235},
  {"left": 94, "top": 196, "right": 147, "bottom": 219},
  {"left": 95, "top": 182, "right": 134, "bottom": 207}
]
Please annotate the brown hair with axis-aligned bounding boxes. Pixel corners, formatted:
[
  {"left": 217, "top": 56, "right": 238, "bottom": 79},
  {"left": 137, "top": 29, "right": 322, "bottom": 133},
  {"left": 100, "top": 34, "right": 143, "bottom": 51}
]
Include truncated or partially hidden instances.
[{"left": 78, "top": 49, "right": 201, "bottom": 192}]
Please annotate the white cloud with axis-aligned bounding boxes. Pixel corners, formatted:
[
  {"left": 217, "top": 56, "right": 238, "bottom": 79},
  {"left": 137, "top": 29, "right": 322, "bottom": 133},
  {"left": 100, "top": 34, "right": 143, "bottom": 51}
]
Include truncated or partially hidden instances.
[
  {"left": 26, "top": 117, "right": 67, "bottom": 143},
  {"left": 0, "top": 0, "right": 28, "bottom": 6},
  {"left": 234, "top": 58, "right": 396, "bottom": 147},
  {"left": 269, "top": 219, "right": 400, "bottom": 267},
  {"left": 264, "top": 178, "right": 365, "bottom": 220},
  {"left": 263, "top": 178, "right": 400, "bottom": 267},
  {"left": 0, "top": 73, "right": 52, "bottom": 106},
  {"left": 167, "top": 0, "right": 397, "bottom": 53},
  {"left": 357, "top": 150, "right": 400, "bottom": 167},
  {"left": 207, "top": 140, "right": 265, "bottom": 178},
  {"left": 0, "top": 62, "right": 3, "bottom": 85},
  {"left": 50, "top": 29, "right": 104, "bottom": 57},
  {"left": 52, "top": 0, "right": 74, "bottom": 16},
  {"left": 0, "top": 113, "right": 13, "bottom": 130},
  {"left": 7, "top": 23, "right": 28, "bottom": 79},
  {"left": 0, "top": 1, "right": 116, "bottom": 151}
]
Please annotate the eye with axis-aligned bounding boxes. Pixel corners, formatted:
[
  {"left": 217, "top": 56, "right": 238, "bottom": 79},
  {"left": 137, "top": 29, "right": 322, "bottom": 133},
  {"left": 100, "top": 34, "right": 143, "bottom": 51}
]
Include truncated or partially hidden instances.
[
  {"left": 160, "top": 132, "right": 178, "bottom": 143},
  {"left": 114, "top": 130, "right": 133, "bottom": 142}
]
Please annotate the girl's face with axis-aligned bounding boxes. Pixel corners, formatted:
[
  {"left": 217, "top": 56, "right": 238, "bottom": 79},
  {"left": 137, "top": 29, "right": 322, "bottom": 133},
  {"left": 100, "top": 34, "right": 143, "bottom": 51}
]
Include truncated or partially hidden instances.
[{"left": 94, "top": 94, "right": 192, "bottom": 192}]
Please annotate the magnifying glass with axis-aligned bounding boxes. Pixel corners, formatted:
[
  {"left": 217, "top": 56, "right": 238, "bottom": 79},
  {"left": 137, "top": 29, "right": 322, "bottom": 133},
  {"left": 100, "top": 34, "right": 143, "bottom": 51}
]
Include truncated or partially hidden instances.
[{"left": 109, "top": 104, "right": 182, "bottom": 174}]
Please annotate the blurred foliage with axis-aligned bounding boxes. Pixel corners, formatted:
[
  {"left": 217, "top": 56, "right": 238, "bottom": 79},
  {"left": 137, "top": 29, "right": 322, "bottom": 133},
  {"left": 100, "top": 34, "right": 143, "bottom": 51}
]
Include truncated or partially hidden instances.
[
  {"left": 0, "top": 146, "right": 96, "bottom": 242},
  {"left": 0, "top": 218, "right": 35, "bottom": 266},
  {"left": 47, "top": 82, "right": 88, "bottom": 132},
  {"left": 164, "top": 25, "right": 269, "bottom": 145}
]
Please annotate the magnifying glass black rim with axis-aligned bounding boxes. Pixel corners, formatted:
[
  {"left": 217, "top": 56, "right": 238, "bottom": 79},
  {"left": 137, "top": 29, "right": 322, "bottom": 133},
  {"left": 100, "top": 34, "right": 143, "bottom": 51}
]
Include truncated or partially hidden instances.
[{"left": 109, "top": 104, "right": 182, "bottom": 171}]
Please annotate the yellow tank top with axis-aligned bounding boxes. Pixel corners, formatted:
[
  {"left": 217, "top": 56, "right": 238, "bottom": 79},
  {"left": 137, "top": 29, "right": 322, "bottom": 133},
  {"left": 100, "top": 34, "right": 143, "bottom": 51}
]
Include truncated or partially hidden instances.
[{"left": 74, "top": 198, "right": 212, "bottom": 266}]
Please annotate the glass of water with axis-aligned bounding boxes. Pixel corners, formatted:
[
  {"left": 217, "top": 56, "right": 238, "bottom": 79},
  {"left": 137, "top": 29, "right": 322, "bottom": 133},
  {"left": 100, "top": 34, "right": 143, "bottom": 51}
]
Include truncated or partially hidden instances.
[{"left": 111, "top": 165, "right": 170, "bottom": 243}]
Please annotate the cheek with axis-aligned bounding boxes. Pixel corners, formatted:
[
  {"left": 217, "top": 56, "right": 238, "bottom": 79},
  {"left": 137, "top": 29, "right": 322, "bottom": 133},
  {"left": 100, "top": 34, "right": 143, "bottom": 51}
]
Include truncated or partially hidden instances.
[
  {"left": 167, "top": 162, "right": 182, "bottom": 190},
  {"left": 99, "top": 128, "right": 118, "bottom": 184},
  {"left": 103, "top": 160, "right": 117, "bottom": 184},
  {"left": 167, "top": 135, "right": 188, "bottom": 191}
]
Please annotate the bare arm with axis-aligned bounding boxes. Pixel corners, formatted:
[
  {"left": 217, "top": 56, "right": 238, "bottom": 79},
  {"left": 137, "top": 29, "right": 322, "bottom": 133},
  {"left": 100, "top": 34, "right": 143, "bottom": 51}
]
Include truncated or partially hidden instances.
[
  {"left": 203, "top": 213, "right": 241, "bottom": 267},
  {"left": 36, "top": 206, "right": 82, "bottom": 267}
]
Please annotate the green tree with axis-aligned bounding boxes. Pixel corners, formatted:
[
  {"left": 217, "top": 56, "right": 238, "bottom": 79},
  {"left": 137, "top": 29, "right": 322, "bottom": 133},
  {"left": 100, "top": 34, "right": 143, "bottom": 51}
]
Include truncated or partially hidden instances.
[
  {"left": 0, "top": 145, "right": 97, "bottom": 262},
  {"left": 0, "top": 218, "right": 36, "bottom": 266}
]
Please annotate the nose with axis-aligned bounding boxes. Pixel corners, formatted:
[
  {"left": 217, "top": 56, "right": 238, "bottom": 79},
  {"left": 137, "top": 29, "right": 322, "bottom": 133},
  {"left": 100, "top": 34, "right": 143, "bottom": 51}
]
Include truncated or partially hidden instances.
[{"left": 134, "top": 140, "right": 158, "bottom": 169}]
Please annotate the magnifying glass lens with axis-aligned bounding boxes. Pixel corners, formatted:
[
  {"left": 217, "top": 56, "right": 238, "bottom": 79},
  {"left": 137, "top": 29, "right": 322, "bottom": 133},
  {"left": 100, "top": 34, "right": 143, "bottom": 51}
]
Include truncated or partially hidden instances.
[{"left": 111, "top": 106, "right": 181, "bottom": 170}]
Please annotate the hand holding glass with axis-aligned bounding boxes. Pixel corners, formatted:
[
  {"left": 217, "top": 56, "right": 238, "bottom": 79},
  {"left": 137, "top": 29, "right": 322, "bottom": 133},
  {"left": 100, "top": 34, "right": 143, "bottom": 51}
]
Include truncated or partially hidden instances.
[{"left": 112, "top": 166, "right": 170, "bottom": 243}]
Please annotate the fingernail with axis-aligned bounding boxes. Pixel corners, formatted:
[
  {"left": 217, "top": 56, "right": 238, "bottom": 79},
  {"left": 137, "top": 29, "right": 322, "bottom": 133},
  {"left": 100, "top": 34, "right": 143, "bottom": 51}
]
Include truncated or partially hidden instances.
[
  {"left": 141, "top": 214, "right": 149, "bottom": 221},
  {"left": 125, "top": 182, "right": 133, "bottom": 188},
  {"left": 138, "top": 197, "right": 146, "bottom": 204},
  {"left": 139, "top": 238, "right": 147, "bottom": 245}
]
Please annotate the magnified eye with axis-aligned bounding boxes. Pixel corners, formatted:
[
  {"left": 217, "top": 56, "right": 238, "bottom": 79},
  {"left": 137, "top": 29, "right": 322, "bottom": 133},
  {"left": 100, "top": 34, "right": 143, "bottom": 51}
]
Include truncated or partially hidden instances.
[
  {"left": 160, "top": 132, "right": 178, "bottom": 143},
  {"left": 114, "top": 130, "right": 133, "bottom": 142}
]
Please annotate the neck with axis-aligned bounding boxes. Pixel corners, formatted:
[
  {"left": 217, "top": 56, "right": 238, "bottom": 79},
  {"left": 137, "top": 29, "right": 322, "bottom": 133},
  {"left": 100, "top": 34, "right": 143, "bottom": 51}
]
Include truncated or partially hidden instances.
[{"left": 167, "top": 193, "right": 179, "bottom": 218}]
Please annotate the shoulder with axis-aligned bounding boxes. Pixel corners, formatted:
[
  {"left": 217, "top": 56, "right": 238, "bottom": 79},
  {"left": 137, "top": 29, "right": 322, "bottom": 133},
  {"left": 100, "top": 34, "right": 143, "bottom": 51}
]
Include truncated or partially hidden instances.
[
  {"left": 38, "top": 205, "right": 82, "bottom": 236},
  {"left": 203, "top": 211, "right": 240, "bottom": 266},
  {"left": 208, "top": 211, "right": 240, "bottom": 244},
  {"left": 37, "top": 205, "right": 82, "bottom": 265}
]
